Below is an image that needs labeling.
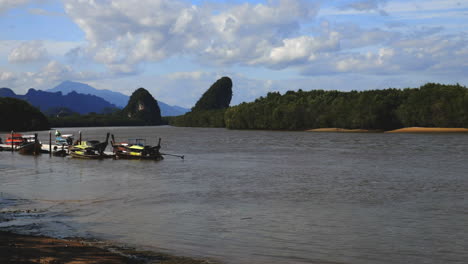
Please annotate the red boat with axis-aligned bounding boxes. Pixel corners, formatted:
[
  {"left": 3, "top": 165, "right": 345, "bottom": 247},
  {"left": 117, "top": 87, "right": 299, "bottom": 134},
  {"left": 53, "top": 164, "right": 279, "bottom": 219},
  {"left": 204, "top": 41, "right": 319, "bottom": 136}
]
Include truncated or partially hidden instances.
[{"left": 5, "top": 133, "right": 27, "bottom": 146}]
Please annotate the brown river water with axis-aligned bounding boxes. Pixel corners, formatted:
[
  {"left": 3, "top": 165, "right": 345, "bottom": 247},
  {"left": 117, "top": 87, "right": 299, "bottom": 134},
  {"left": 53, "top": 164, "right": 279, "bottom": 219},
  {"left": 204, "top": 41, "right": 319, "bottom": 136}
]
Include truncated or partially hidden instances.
[{"left": 1, "top": 126, "right": 467, "bottom": 264}]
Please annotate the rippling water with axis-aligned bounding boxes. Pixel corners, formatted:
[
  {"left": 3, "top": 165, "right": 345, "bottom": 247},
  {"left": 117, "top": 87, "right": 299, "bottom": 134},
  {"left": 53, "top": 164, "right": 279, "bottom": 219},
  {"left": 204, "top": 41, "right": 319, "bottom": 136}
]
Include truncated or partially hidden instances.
[{"left": 1, "top": 126, "right": 467, "bottom": 263}]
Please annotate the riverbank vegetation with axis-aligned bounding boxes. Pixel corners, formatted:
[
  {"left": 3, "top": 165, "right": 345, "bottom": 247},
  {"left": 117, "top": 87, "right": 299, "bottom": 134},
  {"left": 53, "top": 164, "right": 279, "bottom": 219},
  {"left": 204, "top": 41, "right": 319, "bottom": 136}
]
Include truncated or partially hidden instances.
[{"left": 223, "top": 83, "right": 468, "bottom": 130}]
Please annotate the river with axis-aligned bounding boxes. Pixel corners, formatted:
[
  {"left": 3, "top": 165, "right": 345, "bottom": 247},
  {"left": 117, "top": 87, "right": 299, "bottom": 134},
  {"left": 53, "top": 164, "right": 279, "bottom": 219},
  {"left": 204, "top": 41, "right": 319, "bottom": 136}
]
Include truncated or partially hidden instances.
[{"left": 1, "top": 126, "right": 467, "bottom": 263}]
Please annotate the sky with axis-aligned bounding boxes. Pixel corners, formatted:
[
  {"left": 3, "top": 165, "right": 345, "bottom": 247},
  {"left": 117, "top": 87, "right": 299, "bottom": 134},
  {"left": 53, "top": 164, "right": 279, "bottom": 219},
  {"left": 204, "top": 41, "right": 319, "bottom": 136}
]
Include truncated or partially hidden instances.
[{"left": 0, "top": 0, "right": 467, "bottom": 108}]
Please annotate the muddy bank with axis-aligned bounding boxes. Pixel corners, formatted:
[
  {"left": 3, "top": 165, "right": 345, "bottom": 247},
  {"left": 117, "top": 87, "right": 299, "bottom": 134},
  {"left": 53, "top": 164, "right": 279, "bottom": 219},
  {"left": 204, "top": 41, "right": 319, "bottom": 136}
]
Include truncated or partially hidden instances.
[{"left": 0, "top": 230, "right": 215, "bottom": 264}]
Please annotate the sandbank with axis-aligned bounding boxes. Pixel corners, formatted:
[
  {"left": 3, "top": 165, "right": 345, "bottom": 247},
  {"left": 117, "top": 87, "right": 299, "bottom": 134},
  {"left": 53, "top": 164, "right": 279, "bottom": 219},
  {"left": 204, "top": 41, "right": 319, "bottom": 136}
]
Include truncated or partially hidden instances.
[
  {"left": 0, "top": 231, "right": 214, "bottom": 264},
  {"left": 306, "top": 128, "right": 381, "bottom": 133},
  {"left": 385, "top": 127, "right": 468, "bottom": 133}
]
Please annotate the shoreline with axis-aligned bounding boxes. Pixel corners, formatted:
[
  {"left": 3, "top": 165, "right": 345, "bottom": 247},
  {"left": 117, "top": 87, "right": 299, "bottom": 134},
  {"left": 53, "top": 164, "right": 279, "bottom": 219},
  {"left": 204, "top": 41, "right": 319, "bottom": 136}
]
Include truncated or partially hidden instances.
[
  {"left": 0, "top": 187, "right": 216, "bottom": 264},
  {"left": 385, "top": 127, "right": 468, "bottom": 133},
  {"left": 307, "top": 127, "right": 468, "bottom": 133},
  {"left": 306, "top": 128, "right": 382, "bottom": 133},
  {"left": 0, "top": 230, "right": 215, "bottom": 264}
]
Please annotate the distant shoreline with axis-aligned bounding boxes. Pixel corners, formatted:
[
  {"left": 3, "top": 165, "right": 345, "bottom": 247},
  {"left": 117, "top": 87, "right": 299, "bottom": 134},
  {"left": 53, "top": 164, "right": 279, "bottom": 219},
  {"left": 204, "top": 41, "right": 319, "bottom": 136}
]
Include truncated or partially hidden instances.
[
  {"left": 307, "top": 127, "right": 468, "bottom": 133},
  {"left": 306, "top": 128, "right": 382, "bottom": 133},
  {"left": 385, "top": 127, "right": 468, "bottom": 133}
]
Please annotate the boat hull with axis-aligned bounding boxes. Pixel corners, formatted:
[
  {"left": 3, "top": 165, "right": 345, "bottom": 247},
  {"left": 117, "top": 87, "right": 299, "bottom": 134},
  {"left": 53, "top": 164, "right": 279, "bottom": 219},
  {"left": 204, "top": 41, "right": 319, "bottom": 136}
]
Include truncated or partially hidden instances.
[
  {"left": 70, "top": 151, "right": 104, "bottom": 159},
  {"left": 115, "top": 152, "right": 163, "bottom": 161},
  {"left": 18, "top": 142, "right": 42, "bottom": 155}
]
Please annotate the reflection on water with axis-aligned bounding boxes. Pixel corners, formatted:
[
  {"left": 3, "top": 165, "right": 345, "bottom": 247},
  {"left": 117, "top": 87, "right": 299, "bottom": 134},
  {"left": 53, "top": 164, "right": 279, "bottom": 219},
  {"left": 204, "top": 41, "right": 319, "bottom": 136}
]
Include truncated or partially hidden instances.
[{"left": 1, "top": 126, "right": 468, "bottom": 264}]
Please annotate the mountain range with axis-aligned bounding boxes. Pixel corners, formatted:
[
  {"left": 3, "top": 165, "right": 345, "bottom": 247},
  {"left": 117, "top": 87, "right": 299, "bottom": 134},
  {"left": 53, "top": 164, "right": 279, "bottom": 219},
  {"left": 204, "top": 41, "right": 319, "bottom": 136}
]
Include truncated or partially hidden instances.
[
  {"left": 0, "top": 88, "right": 117, "bottom": 114},
  {"left": 48, "top": 81, "right": 189, "bottom": 116}
]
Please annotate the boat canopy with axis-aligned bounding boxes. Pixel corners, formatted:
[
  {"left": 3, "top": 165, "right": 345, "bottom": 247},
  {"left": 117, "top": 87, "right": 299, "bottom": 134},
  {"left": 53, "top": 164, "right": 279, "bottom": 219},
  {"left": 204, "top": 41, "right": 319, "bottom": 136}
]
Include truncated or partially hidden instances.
[{"left": 128, "top": 138, "right": 145, "bottom": 146}]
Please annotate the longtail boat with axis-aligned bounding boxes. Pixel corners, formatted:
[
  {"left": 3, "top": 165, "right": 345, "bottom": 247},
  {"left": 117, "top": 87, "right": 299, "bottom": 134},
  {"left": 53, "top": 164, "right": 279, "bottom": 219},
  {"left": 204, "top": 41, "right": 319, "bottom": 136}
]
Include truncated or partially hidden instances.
[
  {"left": 55, "top": 130, "right": 74, "bottom": 146},
  {"left": 69, "top": 133, "right": 110, "bottom": 159},
  {"left": 18, "top": 134, "right": 42, "bottom": 155},
  {"left": 111, "top": 135, "right": 163, "bottom": 161},
  {"left": 5, "top": 133, "right": 25, "bottom": 146}
]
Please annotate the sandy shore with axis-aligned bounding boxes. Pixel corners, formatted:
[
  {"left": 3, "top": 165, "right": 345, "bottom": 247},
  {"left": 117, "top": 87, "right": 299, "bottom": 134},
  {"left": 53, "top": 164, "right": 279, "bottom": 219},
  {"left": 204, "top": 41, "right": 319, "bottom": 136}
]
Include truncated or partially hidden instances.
[
  {"left": 307, "top": 127, "right": 468, "bottom": 133},
  {"left": 385, "top": 127, "right": 468, "bottom": 133},
  {"left": 306, "top": 128, "right": 382, "bottom": 133},
  {"left": 0, "top": 231, "right": 214, "bottom": 264}
]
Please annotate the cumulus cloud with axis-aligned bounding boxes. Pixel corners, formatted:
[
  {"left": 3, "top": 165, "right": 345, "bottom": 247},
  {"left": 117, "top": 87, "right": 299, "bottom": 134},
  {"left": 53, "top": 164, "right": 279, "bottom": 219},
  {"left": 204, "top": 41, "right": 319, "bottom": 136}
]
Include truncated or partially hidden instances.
[
  {"left": 26, "top": 0, "right": 462, "bottom": 83},
  {"left": 0, "top": 60, "right": 106, "bottom": 92},
  {"left": 35, "top": 60, "right": 106, "bottom": 84},
  {"left": 299, "top": 32, "right": 468, "bottom": 76},
  {"left": 255, "top": 32, "right": 341, "bottom": 68},
  {"left": 63, "top": 0, "right": 319, "bottom": 73}
]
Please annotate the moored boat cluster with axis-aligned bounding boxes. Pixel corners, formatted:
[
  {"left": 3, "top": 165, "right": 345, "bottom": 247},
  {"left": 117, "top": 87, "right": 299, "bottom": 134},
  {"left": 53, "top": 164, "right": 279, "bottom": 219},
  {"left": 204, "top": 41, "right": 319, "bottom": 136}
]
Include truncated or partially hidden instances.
[{"left": 0, "top": 130, "right": 183, "bottom": 160}]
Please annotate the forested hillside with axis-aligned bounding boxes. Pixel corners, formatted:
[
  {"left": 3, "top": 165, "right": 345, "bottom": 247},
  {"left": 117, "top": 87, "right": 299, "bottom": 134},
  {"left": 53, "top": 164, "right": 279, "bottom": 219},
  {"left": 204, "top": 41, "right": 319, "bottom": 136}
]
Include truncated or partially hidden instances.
[
  {"left": 171, "top": 77, "right": 233, "bottom": 127},
  {"left": 0, "top": 98, "right": 49, "bottom": 131}
]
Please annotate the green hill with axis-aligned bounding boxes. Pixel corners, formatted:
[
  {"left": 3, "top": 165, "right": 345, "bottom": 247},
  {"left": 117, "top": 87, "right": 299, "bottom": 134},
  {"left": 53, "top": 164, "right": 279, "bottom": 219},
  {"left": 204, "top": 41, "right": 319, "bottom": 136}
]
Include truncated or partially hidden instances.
[
  {"left": 192, "top": 77, "right": 233, "bottom": 111},
  {"left": 122, "top": 88, "right": 162, "bottom": 125},
  {"left": 170, "top": 77, "right": 233, "bottom": 127},
  {"left": 0, "top": 97, "right": 50, "bottom": 132}
]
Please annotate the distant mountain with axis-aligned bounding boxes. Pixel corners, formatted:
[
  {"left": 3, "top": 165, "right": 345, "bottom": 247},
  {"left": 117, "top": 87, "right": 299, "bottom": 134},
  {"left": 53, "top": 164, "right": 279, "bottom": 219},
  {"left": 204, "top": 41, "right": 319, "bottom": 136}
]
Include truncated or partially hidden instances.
[
  {"left": 48, "top": 81, "right": 189, "bottom": 116},
  {"left": 48, "top": 81, "right": 129, "bottom": 108},
  {"left": 157, "top": 101, "right": 190, "bottom": 116},
  {"left": 0, "top": 88, "right": 118, "bottom": 115}
]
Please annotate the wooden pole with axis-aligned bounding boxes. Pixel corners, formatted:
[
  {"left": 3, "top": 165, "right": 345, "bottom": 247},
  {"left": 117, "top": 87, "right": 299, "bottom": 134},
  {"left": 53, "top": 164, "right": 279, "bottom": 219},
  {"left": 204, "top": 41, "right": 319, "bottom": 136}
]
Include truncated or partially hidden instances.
[
  {"left": 34, "top": 133, "right": 38, "bottom": 155},
  {"left": 79, "top": 131, "right": 82, "bottom": 144},
  {"left": 49, "top": 131, "right": 52, "bottom": 156}
]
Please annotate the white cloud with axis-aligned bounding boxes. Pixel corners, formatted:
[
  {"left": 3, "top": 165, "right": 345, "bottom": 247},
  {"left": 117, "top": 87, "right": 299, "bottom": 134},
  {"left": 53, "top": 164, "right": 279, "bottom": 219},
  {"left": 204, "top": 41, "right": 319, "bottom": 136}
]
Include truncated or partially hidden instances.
[
  {"left": 167, "top": 71, "right": 208, "bottom": 80},
  {"left": 63, "top": 0, "right": 319, "bottom": 73},
  {"left": 299, "top": 31, "right": 468, "bottom": 76},
  {"left": 8, "top": 41, "right": 48, "bottom": 63},
  {"left": 0, "top": 70, "right": 16, "bottom": 81},
  {"left": 0, "top": 60, "right": 106, "bottom": 92},
  {"left": 3, "top": 0, "right": 467, "bottom": 103},
  {"left": 0, "top": 0, "right": 31, "bottom": 14},
  {"left": 257, "top": 32, "right": 341, "bottom": 68}
]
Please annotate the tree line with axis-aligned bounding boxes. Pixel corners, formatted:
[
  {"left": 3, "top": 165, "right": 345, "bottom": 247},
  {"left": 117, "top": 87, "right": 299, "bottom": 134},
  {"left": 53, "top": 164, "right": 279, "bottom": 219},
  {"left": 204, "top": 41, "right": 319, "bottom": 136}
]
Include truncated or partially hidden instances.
[{"left": 223, "top": 83, "right": 468, "bottom": 130}]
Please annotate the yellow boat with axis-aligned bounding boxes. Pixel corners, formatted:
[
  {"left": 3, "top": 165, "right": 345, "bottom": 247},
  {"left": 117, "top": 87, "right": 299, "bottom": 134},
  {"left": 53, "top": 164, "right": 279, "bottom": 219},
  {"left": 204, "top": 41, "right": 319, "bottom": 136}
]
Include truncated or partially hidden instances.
[
  {"left": 69, "top": 133, "right": 110, "bottom": 159},
  {"left": 111, "top": 136, "right": 163, "bottom": 161}
]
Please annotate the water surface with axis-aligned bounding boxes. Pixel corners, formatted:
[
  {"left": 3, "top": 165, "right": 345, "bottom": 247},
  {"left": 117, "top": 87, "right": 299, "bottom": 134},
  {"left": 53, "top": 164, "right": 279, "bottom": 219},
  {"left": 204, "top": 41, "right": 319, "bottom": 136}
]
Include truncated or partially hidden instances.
[{"left": 1, "top": 126, "right": 467, "bottom": 263}]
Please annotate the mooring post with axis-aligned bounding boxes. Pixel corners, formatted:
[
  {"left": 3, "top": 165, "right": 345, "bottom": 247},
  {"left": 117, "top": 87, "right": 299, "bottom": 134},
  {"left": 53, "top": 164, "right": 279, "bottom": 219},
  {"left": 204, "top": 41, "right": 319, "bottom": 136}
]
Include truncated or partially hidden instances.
[
  {"left": 49, "top": 131, "right": 52, "bottom": 157},
  {"left": 79, "top": 131, "right": 82, "bottom": 144},
  {"left": 34, "top": 133, "right": 38, "bottom": 155}
]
